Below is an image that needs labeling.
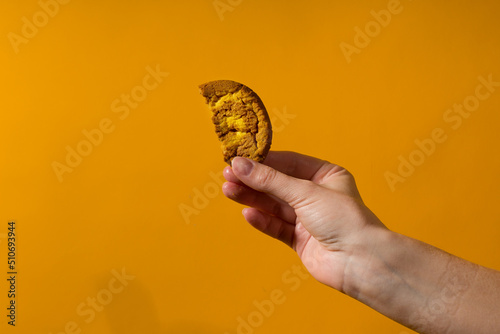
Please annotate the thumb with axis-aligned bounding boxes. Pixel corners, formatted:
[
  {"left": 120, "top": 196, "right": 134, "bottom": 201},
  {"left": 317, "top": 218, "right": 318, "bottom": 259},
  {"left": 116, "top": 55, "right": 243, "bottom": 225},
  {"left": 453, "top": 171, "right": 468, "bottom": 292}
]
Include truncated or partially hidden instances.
[{"left": 231, "top": 157, "right": 316, "bottom": 207}]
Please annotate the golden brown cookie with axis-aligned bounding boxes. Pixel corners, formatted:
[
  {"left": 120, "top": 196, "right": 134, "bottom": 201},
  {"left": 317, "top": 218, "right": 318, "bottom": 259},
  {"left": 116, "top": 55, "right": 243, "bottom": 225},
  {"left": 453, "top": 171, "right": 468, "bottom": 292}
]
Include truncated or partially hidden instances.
[{"left": 199, "top": 80, "right": 272, "bottom": 164}]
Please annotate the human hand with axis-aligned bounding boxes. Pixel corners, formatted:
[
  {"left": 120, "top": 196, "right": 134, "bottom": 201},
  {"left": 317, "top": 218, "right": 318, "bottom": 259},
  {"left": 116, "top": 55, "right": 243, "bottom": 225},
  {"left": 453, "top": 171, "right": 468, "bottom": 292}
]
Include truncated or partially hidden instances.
[
  {"left": 223, "top": 151, "right": 500, "bottom": 333},
  {"left": 222, "top": 151, "right": 387, "bottom": 291}
]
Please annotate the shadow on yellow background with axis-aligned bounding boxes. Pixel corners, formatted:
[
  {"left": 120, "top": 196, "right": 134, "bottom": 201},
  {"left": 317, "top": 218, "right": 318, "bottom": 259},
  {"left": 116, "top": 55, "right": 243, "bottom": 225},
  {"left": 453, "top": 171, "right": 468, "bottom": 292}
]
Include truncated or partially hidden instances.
[{"left": 1, "top": 0, "right": 499, "bottom": 333}]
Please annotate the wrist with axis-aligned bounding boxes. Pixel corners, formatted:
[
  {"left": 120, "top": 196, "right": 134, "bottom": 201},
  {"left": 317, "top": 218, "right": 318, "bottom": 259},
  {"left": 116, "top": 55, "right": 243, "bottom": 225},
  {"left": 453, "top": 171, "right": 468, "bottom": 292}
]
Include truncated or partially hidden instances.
[
  {"left": 341, "top": 227, "right": 426, "bottom": 323},
  {"left": 342, "top": 225, "right": 396, "bottom": 299}
]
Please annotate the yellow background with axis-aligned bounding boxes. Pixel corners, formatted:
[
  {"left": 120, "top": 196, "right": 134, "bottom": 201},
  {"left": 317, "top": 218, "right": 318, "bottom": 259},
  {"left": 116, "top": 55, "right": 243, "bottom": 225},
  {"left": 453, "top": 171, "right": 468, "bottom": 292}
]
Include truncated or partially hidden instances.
[{"left": 1, "top": 0, "right": 500, "bottom": 333}]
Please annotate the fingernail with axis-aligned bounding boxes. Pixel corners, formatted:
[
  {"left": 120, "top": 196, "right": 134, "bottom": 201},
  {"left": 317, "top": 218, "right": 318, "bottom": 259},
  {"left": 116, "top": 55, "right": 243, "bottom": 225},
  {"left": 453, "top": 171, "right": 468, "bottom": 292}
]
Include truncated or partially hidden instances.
[{"left": 232, "top": 157, "right": 253, "bottom": 176}]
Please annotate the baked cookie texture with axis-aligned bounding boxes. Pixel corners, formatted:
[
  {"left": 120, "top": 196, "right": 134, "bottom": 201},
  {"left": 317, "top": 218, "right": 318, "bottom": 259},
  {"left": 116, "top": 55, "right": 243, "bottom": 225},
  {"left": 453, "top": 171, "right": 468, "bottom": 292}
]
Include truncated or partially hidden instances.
[{"left": 199, "top": 80, "right": 272, "bottom": 164}]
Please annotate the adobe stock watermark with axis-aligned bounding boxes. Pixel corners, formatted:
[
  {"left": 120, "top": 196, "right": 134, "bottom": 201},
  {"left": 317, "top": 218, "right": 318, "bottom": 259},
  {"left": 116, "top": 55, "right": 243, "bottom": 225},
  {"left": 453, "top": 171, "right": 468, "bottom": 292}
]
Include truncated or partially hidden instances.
[
  {"left": 385, "top": 74, "right": 499, "bottom": 192},
  {"left": 51, "top": 64, "right": 169, "bottom": 183},
  {"left": 213, "top": 0, "right": 243, "bottom": 21},
  {"left": 408, "top": 260, "right": 478, "bottom": 333},
  {"left": 8, "top": 0, "right": 73, "bottom": 55},
  {"left": 224, "top": 263, "right": 310, "bottom": 334},
  {"left": 48, "top": 268, "right": 135, "bottom": 334},
  {"left": 340, "top": 0, "right": 414, "bottom": 64},
  {"left": 179, "top": 106, "right": 297, "bottom": 224}
]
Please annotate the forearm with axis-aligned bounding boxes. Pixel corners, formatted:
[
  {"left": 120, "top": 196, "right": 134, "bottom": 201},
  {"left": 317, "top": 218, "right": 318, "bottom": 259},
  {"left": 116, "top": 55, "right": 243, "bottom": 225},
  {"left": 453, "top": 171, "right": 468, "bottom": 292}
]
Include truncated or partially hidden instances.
[{"left": 344, "top": 228, "right": 500, "bottom": 333}]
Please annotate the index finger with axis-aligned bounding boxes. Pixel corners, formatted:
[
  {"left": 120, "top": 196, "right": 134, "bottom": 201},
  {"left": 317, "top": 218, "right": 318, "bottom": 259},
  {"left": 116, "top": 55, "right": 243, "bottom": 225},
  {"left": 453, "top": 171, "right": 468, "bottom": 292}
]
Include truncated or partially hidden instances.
[{"left": 263, "top": 151, "right": 333, "bottom": 181}]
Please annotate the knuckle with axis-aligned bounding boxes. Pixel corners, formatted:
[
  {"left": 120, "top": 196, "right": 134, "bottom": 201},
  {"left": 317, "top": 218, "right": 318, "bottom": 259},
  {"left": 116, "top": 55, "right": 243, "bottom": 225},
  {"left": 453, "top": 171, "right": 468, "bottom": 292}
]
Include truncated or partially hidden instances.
[
  {"left": 270, "top": 201, "right": 281, "bottom": 217},
  {"left": 288, "top": 180, "right": 317, "bottom": 207},
  {"left": 344, "top": 169, "right": 356, "bottom": 182},
  {"left": 257, "top": 168, "right": 278, "bottom": 188},
  {"left": 261, "top": 214, "right": 273, "bottom": 233},
  {"left": 274, "top": 222, "right": 286, "bottom": 241}
]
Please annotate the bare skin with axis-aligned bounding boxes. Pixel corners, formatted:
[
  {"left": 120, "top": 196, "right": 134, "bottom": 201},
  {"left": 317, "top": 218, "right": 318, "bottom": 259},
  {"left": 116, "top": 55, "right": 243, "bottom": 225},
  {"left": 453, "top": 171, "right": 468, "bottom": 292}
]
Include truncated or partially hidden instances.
[{"left": 222, "top": 151, "right": 500, "bottom": 334}]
